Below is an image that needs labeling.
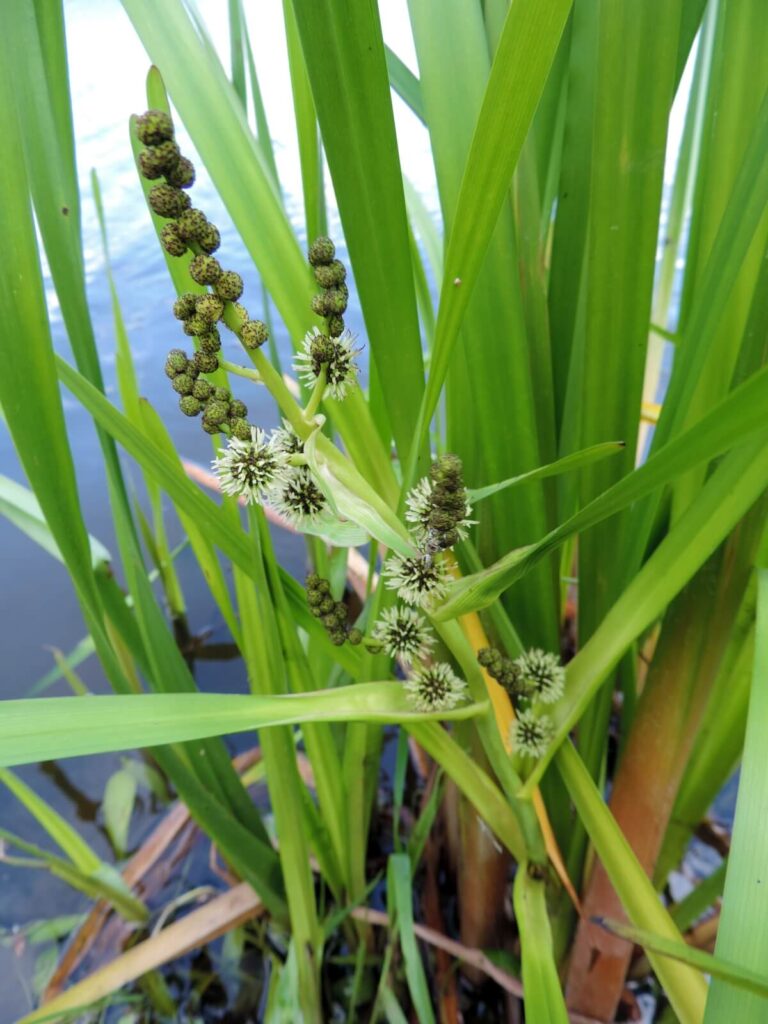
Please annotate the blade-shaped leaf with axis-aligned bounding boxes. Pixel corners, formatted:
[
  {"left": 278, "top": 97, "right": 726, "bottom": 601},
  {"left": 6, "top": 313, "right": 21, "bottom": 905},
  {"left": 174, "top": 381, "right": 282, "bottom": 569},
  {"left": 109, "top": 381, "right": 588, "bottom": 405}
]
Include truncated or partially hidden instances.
[{"left": 0, "top": 687, "right": 488, "bottom": 768}]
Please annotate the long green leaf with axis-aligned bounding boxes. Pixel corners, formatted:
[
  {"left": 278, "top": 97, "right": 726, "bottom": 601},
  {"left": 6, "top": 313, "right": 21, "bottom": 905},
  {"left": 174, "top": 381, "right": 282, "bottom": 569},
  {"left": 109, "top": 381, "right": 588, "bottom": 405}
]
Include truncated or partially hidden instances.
[
  {"left": 598, "top": 917, "right": 768, "bottom": 1001},
  {"left": 704, "top": 569, "right": 768, "bottom": 1020},
  {"left": 523, "top": 437, "right": 768, "bottom": 791},
  {"left": 0, "top": 687, "right": 487, "bottom": 768},
  {"left": 436, "top": 367, "right": 768, "bottom": 619},
  {"left": 514, "top": 865, "right": 568, "bottom": 1024},
  {"left": 469, "top": 442, "right": 624, "bottom": 503},
  {"left": 555, "top": 742, "right": 707, "bottom": 1023},
  {"left": 290, "top": 0, "right": 425, "bottom": 464},
  {"left": 387, "top": 853, "right": 435, "bottom": 1024},
  {"left": 408, "top": 0, "right": 572, "bottom": 471},
  {"left": 0, "top": 474, "right": 110, "bottom": 571}
]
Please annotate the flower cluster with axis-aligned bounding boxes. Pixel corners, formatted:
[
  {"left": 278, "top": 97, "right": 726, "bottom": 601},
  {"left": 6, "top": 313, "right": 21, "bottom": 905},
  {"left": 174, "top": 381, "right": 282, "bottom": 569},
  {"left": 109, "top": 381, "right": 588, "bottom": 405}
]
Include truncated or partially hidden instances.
[
  {"left": 383, "top": 453, "right": 472, "bottom": 614},
  {"left": 406, "top": 455, "right": 474, "bottom": 555},
  {"left": 477, "top": 644, "right": 565, "bottom": 760},
  {"left": 212, "top": 427, "right": 290, "bottom": 503},
  {"left": 369, "top": 602, "right": 466, "bottom": 712},
  {"left": 295, "top": 327, "right": 360, "bottom": 402},
  {"left": 404, "top": 662, "right": 467, "bottom": 713},
  {"left": 293, "top": 239, "right": 360, "bottom": 403},
  {"left": 383, "top": 553, "right": 450, "bottom": 610},
  {"left": 371, "top": 606, "right": 434, "bottom": 665},
  {"left": 305, "top": 575, "right": 362, "bottom": 647},
  {"left": 135, "top": 108, "right": 267, "bottom": 437},
  {"left": 268, "top": 425, "right": 330, "bottom": 527}
]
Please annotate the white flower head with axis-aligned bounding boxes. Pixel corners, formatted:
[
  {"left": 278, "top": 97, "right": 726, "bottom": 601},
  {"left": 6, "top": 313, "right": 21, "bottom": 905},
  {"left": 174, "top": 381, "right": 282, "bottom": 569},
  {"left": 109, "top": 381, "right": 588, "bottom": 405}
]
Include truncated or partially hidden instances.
[
  {"left": 294, "top": 328, "right": 361, "bottom": 401},
  {"left": 405, "top": 475, "right": 475, "bottom": 553},
  {"left": 514, "top": 649, "right": 565, "bottom": 705},
  {"left": 383, "top": 553, "right": 450, "bottom": 609},
  {"left": 269, "top": 465, "right": 328, "bottom": 527},
  {"left": 212, "top": 427, "right": 290, "bottom": 505},
  {"left": 511, "top": 709, "right": 554, "bottom": 759},
  {"left": 404, "top": 662, "right": 467, "bottom": 712},
  {"left": 272, "top": 420, "right": 304, "bottom": 456},
  {"left": 404, "top": 477, "right": 433, "bottom": 538},
  {"left": 372, "top": 606, "right": 435, "bottom": 665}
]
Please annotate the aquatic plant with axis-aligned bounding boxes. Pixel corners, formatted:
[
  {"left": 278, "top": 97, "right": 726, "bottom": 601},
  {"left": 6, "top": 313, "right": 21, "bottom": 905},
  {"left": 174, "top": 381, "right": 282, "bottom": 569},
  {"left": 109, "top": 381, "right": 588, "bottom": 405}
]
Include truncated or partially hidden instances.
[{"left": 1, "top": 1, "right": 768, "bottom": 1021}]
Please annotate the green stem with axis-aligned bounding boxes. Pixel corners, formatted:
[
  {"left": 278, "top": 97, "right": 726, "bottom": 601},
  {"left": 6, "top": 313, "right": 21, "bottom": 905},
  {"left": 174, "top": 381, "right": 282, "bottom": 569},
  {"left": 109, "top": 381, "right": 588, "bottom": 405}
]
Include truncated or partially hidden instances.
[
  {"left": 219, "top": 359, "right": 262, "bottom": 383},
  {"left": 303, "top": 365, "right": 327, "bottom": 419}
]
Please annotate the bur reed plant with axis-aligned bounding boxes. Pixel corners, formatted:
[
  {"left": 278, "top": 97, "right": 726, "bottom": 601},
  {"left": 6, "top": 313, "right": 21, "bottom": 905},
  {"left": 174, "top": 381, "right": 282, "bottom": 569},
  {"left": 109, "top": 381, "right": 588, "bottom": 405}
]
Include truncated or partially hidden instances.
[{"left": 1, "top": 0, "right": 768, "bottom": 1021}]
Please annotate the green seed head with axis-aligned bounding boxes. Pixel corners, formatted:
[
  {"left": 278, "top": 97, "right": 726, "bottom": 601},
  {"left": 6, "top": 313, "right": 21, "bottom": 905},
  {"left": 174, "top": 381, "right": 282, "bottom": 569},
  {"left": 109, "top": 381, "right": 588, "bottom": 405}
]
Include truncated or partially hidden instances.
[
  {"left": 171, "top": 373, "right": 195, "bottom": 395},
  {"left": 165, "top": 156, "right": 195, "bottom": 189},
  {"left": 201, "top": 417, "right": 222, "bottom": 435},
  {"left": 199, "top": 328, "right": 221, "bottom": 353},
  {"left": 230, "top": 417, "right": 252, "bottom": 441},
  {"left": 191, "top": 379, "right": 213, "bottom": 402},
  {"left": 324, "top": 284, "right": 349, "bottom": 315},
  {"left": 311, "top": 292, "right": 330, "bottom": 317},
  {"left": 183, "top": 313, "right": 210, "bottom": 337},
  {"left": 231, "top": 302, "right": 249, "bottom": 325},
  {"left": 241, "top": 319, "right": 269, "bottom": 349},
  {"left": 477, "top": 647, "right": 503, "bottom": 676},
  {"left": 136, "top": 109, "right": 174, "bottom": 146},
  {"left": 138, "top": 148, "right": 166, "bottom": 180},
  {"left": 164, "top": 348, "right": 188, "bottom": 378},
  {"left": 214, "top": 270, "right": 244, "bottom": 302},
  {"left": 196, "top": 293, "right": 224, "bottom": 323},
  {"left": 197, "top": 223, "right": 221, "bottom": 255},
  {"left": 192, "top": 351, "right": 219, "bottom": 374},
  {"left": 189, "top": 255, "right": 222, "bottom": 286},
  {"left": 203, "top": 399, "right": 229, "bottom": 426},
  {"left": 348, "top": 627, "right": 362, "bottom": 646},
  {"left": 313, "top": 260, "right": 346, "bottom": 288},
  {"left": 327, "top": 314, "right": 344, "bottom": 338},
  {"left": 309, "top": 333, "right": 334, "bottom": 366},
  {"left": 213, "top": 387, "right": 231, "bottom": 403},
  {"left": 160, "top": 223, "right": 187, "bottom": 257},
  {"left": 428, "top": 509, "right": 456, "bottom": 532},
  {"left": 431, "top": 453, "right": 463, "bottom": 486},
  {"left": 173, "top": 294, "right": 198, "bottom": 321},
  {"left": 308, "top": 236, "right": 335, "bottom": 266},
  {"left": 179, "top": 395, "right": 202, "bottom": 417},
  {"left": 148, "top": 183, "right": 190, "bottom": 219},
  {"left": 139, "top": 140, "right": 180, "bottom": 180},
  {"left": 176, "top": 208, "right": 209, "bottom": 242},
  {"left": 229, "top": 398, "right": 248, "bottom": 419}
]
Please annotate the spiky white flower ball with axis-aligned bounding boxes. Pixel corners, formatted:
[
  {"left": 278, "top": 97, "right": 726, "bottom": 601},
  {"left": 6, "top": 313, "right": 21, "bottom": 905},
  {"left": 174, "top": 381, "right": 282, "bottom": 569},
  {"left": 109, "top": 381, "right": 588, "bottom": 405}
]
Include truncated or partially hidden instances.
[
  {"left": 514, "top": 649, "right": 565, "bottom": 705},
  {"left": 404, "top": 475, "right": 474, "bottom": 551},
  {"left": 272, "top": 420, "right": 304, "bottom": 456},
  {"left": 404, "top": 477, "right": 433, "bottom": 538},
  {"left": 294, "top": 327, "right": 360, "bottom": 401},
  {"left": 511, "top": 709, "right": 554, "bottom": 758},
  {"left": 269, "top": 466, "right": 328, "bottom": 526},
  {"left": 212, "top": 427, "right": 290, "bottom": 505},
  {"left": 404, "top": 662, "right": 467, "bottom": 712},
  {"left": 383, "top": 553, "right": 450, "bottom": 609},
  {"left": 372, "top": 606, "right": 435, "bottom": 665}
]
